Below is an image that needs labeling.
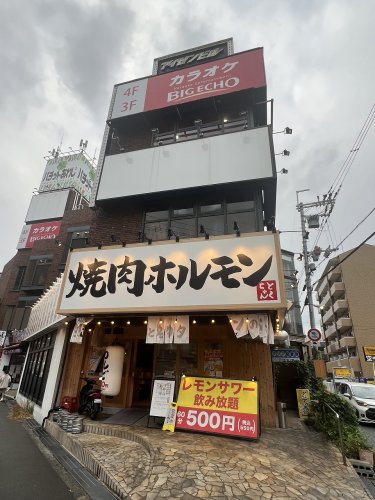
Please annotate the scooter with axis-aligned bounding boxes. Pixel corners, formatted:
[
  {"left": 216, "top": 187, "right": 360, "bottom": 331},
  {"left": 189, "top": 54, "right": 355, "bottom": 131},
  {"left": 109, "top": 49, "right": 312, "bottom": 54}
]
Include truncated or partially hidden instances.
[{"left": 78, "top": 378, "right": 102, "bottom": 420}]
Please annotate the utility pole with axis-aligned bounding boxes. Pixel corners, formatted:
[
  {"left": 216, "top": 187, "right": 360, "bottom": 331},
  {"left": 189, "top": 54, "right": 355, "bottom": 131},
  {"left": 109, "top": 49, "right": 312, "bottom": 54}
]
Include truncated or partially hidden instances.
[{"left": 296, "top": 190, "right": 335, "bottom": 330}]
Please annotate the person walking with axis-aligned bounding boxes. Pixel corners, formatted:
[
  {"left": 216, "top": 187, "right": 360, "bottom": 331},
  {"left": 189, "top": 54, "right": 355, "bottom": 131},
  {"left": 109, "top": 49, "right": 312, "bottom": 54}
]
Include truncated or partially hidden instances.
[{"left": 0, "top": 367, "right": 12, "bottom": 401}]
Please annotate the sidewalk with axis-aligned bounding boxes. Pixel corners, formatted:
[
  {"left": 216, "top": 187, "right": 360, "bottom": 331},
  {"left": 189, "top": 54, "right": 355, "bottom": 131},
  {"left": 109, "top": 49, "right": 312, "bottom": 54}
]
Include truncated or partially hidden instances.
[{"left": 45, "top": 411, "right": 372, "bottom": 499}]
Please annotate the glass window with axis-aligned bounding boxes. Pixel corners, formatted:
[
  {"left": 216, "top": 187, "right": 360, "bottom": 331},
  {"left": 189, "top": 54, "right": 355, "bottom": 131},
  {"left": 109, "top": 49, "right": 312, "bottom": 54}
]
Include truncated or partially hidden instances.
[
  {"left": 173, "top": 207, "right": 194, "bottom": 217},
  {"left": 200, "top": 203, "right": 223, "bottom": 214},
  {"left": 13, "top": 267, "right": 26, "bottom": 290},
  {"left": 144, "top": 220, "right": 169, "bottom": 241},
  {"left": 155, "top": 345, "right": 176, "bottom": 378},
  {"left": 19, "top": 332, "right": 56, "bottom": 406},
  {"left": 198, "top": 215, "right": 224, "bottom": 236},
  {"left": 171, "top": 218, "right": 196, "bottom": 239},
  {"left": 145, "top": 210, "right": 169, "bottom": 222},
  {"left": 179, "top": 344, "right": 198, "bottom": 377},
  {"left": 226, "top": 212, "right": 257, "bottom": 234},
  {"left": 227, "top": 200, "right": 255, "bottom": 212}
]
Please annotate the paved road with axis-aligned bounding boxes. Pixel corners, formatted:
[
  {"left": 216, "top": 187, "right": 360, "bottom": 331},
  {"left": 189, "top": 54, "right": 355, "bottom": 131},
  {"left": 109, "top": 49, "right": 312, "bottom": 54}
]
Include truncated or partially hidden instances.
[
  {"left": 0, "top": 402, "right": 81, "bottom": 500},
  {"left": 361, "top": 422, "right": 375, "bottom": 449}
]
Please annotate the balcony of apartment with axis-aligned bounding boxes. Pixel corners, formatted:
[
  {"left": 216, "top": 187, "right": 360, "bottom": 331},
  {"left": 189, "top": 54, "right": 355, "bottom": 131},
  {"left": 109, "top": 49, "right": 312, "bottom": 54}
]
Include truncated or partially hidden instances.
[
  {"left": 340, "top": 336, "right": 356, "bottom": 349},
  {"left": 317, "top": 277, "right": 329, "bottom": 298},
  {"left": 333, "top": 299, "right": 348, "bottom": 316},
  {"left": 324, "top": 323, "right": 338, "bottom": 340},
  {"left": 326, "top": 356, "right": 361, "bottom": 374},
  {"left": 322, "top": 306, "right": 334, "bottom": 325},
  {"left": 326, "top": 341, "right": 340, "bottom": 355},
  {"left": 320, "top": 292, "right": 331, "bottom": 311},
  {"left": 327, "top": 267, "right": 342, "bottom": 283},
  {"left": 336, "top": 317, "right": 352, "bottom": 333},
  {"left": 330, "top": 282, "right": 345, "bottom": 300}
]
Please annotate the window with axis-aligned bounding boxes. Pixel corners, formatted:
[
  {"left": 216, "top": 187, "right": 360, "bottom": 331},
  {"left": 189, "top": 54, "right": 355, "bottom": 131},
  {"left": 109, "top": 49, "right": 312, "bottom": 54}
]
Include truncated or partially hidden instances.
[
  {"left": 19, "top": 332, "right": 55, "bottom": 405},
  {"left": 1, "top": 306, "right": 15, "bottom": 330},
  {"left": 23, "top": 257, "right": 52, "bottom": 287},
  {"left": 60, "top": 229, "right": 89, "bottom": 267},
  {"left": 13, "top": 267, "right": 26, "bottom": 290},
  {"left": 143, "top": 197, "right": 258, "bottom": 241}
]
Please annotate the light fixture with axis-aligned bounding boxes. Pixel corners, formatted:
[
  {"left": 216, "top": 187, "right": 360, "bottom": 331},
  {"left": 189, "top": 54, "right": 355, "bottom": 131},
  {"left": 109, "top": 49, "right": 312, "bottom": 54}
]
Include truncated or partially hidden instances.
[
  {"left": 223, "top": 118, "right": 228, "bottom": 123},
  {"left": 211, "top": 319, "right": 215, "bottom": 324},
  {"left": 200, "top": 224, "right": 209, "bottom": 240},
  {"left": 64, "top": 321, "right": 69, "bottom": 325},
  {"left": 297, "top": 253, "right": 303, "bottom": 261},
  {"left": 144, "top": 320, "right": 148, "bottom": 325},
  {"left": 229, "top": 319, "right": 233, "bottom": 323},
  {"left": 233, "top": 221, "right": 240, "bottom": 237},
  {"left": 88, "top": 328, "right": 92, "bottom": 332},
  {"left": 192, "top": 320, "right": 197, "bottom": 324},
  {"left": 277, "top": 168, "right": 288, "bottom": 174},
  {"left": 273, "top": 127, "right": 293, "bottom": 135},
  {"left": 275, "top": 150, "right": 290, "bottom": 156},
  {"left": 174, "top": 319, "right": 178, "bottom": 324},
  {"left": 126, "top": 320, "right": 131, "bottom": 325},
  {"left": 175, "top": 134, "right": 179, "bottom": 140},
  {"left": 97, "top": 321, "right": 101, "bottom": 325},
  {"left": 110, "top": 321, "right": 115, "bottom": 325},
  {"left": 159, "top": 319, "right": 163, "bottom": 324}
]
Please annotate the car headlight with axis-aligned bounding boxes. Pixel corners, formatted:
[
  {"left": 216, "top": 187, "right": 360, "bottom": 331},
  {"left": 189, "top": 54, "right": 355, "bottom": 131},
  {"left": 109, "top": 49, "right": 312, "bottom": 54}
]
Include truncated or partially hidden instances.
[{"left": 355, "top": 399, "right": 368, "bottom": 407}]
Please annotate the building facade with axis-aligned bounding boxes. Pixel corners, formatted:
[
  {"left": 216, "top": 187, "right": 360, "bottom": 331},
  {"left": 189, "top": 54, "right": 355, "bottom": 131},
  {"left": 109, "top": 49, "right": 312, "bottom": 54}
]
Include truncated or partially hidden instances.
[
  {"left": 316, "top": 244, "right": 375, "bottom": 378},
  {"left": 0, "top": 149, "right": 95, "bottom": 385},
  {"left": 54, "top": 40, "right": 287, "bottom": 429}
]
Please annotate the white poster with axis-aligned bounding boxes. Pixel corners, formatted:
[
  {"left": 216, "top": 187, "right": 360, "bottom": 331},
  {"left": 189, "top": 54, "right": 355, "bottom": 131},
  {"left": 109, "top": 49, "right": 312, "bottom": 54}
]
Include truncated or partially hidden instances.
[
  {"left": 150, "top": 379, "right": 175, "bottom": 418},
  {"left": 247, "top": 315, "right": 260, "bottom": 339},
  {"left": 228, "top": 314, "right": 274, "bottom": 344}
]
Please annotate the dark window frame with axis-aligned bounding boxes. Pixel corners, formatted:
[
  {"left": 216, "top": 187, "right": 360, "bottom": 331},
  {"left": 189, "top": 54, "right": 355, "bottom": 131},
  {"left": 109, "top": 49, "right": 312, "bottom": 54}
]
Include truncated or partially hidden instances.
[
  {"left": 13, "top": 266, "right": 26, "bottom": 291},
  {"left": 143, "top": 197, "right": 259, "bottom": 241},
  {"left": 19, "top": 332, "right": 55, "bottom": 406}
]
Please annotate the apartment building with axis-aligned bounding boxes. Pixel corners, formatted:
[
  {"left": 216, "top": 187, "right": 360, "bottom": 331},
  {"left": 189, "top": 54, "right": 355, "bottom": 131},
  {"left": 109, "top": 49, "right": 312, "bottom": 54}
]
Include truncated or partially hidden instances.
[{"left": 316, "top": 243, "right": 375, "bottom": 378}]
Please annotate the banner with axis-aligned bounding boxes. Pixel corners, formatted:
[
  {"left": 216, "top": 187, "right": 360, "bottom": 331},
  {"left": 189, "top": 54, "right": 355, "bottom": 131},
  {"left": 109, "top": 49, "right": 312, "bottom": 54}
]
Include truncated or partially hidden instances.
[
  {"left": 17, "top": 221, "right": 61, "bottom": 249},
  {"left": 296, "top": 389, "right": 311, "bottom": 419},
  {"left": 175, "top": 376, "right": 259, "bottom": 439},
  {"left": 332, "top": 367, "right": 351, "bottom": 379},
  {"left": 146, "top": 316, "right": 189, "bottom": 344},
  {"left": 228, "top": 314, "right": 274, "bottom": 344}
]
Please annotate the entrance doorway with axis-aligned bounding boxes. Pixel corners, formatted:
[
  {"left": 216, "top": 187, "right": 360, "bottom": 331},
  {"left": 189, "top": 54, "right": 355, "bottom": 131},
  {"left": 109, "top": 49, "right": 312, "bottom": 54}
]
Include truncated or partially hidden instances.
[{"left": 131, "top": 340, "right": 154, "bottom": 407}]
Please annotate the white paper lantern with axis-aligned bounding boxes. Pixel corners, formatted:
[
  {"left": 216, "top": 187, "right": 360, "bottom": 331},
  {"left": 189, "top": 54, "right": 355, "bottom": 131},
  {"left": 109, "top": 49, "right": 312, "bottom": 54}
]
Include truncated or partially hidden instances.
[{"left": 101, "top": 345, "right": 125, "bottom": 396}]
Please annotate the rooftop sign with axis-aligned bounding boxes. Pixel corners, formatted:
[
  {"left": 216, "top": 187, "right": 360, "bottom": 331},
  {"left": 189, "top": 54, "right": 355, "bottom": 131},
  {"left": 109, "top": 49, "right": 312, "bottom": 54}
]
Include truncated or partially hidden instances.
[{"left": 110, "top": 48, "right": 266, "bottom": 120}]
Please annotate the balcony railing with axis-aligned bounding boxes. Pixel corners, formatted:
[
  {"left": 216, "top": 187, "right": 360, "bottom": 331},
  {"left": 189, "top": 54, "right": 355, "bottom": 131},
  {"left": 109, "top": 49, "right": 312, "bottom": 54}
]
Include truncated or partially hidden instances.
[
  {"left": 322, "top": 307, "right": 334, "bottom": 324},
  {"left": 333, "top": 299, "right": 348, "bottom": 315},
  {"left": 336, "top": 317, "right": 352, "bottom": 332},
  {"left": 330, "top": 282, "right": 345, "bottom": 300},
  {"left": 340, "top": 336, "right": 356, "bottom": 349}
]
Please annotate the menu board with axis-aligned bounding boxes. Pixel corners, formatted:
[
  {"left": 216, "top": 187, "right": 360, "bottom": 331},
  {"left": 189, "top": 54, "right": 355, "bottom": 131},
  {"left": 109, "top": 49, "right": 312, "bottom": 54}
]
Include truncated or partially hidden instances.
[{"left": 149, "top": 378, "right": 176, "bottom": 418}]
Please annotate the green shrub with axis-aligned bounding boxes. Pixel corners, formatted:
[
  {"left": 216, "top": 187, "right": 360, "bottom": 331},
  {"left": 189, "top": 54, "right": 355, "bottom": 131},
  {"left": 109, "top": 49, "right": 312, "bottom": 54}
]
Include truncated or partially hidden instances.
[{"left": 309, "top": 389, "right": 370, "bottom": 458}]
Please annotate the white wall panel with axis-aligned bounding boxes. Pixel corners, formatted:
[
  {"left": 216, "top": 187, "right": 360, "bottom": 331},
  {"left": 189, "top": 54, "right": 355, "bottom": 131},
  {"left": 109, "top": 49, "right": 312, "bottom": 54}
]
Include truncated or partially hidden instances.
[
  {"left": 25, "top": 191, "right": 69, "bottom": 222},
  {"left": 97, "top": 127, "right": 273, "bottom": 201}
]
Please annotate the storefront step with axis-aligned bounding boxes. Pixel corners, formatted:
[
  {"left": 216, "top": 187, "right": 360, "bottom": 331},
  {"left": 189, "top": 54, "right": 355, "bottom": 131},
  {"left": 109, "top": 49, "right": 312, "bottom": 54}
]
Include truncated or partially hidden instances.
[{"left": 45, "top": 419, "right": 153, "bottom": 498}]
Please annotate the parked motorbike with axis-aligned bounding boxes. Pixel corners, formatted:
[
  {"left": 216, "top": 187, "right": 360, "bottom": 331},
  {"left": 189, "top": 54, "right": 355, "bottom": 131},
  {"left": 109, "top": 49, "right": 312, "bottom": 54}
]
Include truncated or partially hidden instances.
[{"left": 78, "top": 378, "right": 102, "bottom": 420}]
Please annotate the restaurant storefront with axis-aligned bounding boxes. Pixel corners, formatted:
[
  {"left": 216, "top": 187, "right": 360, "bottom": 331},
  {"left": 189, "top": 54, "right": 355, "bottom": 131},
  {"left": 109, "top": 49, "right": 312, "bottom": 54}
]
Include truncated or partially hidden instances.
[{"left": 57, "top": 232, "right": 286, "bottom": 428}]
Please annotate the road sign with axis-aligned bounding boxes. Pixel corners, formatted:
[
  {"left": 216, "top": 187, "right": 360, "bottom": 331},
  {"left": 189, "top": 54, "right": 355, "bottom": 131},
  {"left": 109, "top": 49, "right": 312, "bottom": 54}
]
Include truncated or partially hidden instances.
[{"left": 307, "top": 328, "right": 321, "bottom": 342}]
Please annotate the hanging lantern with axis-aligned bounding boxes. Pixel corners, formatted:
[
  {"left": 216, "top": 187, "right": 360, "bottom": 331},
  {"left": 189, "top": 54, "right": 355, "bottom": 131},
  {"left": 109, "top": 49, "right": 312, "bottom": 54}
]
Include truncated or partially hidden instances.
[{"left": 101, "top": 345, "right": 125, "bottom": 396}]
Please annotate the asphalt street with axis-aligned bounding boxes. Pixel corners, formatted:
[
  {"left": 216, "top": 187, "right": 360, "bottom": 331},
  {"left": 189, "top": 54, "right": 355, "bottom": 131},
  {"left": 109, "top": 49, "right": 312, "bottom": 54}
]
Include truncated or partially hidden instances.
[{"left": 0, "top": 402, "right": 83, "bottom": 500}]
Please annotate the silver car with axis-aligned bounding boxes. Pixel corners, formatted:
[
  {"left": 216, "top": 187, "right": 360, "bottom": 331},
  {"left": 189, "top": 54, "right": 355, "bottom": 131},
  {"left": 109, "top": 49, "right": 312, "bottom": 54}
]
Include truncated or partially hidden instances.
[{"left": 336, "top": 381, "right": 375, "bottom": 423}]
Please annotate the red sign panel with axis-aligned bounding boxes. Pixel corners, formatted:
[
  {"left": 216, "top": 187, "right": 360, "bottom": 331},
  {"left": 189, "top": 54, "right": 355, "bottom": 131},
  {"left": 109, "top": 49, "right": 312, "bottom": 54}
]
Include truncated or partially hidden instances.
[
  {"left": 26, "top": 221, "right": 61, "bottom": 248},
  {"left": 111, "top": 49, "right": 266, "bottom": 119},
  {"left": 145, "top": 49, "right": 265, "bottom": 110},
  {"left": 175, "top": 376, "right": 259, "bottom": 439},
  {"left": 257, "top": 280, "right": 278, "bottom": 301}
]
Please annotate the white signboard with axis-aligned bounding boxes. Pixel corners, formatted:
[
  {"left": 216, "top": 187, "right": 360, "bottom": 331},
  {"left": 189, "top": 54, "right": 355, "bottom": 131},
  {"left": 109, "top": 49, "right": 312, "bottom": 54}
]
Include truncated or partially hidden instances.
[
  {"left": 111, "top": 78, "right": 148, "bottom": 119},
  {"left": 150, "top": 379, "right": 175, "bottom": 418},
  {"left": 39, "top": 153, "right": 95, "bottom": 201},
  {"left": 57, "top": 233, "right": 284, "bottom": 314}
]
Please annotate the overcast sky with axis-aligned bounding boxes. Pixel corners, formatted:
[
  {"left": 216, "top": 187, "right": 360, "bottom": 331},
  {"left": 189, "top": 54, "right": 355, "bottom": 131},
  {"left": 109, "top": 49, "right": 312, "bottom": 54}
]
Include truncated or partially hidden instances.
[{"left": 0, "top": 0, "right": 374, "bottom": 328}]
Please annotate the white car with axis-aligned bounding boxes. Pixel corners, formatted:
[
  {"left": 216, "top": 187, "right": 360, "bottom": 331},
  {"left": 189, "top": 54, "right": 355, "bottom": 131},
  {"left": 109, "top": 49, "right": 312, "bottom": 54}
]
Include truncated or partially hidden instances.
[{"left": 336, "top": 381, "right": 375, "bottom": 424}]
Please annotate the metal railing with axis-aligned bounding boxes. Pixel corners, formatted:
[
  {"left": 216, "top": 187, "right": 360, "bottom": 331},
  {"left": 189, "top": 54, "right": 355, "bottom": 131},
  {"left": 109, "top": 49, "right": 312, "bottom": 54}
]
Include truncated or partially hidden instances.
[{"left": 321, "top": 401, "right": 347, "bottom": 465}]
